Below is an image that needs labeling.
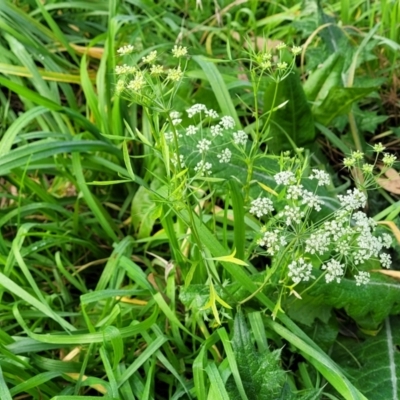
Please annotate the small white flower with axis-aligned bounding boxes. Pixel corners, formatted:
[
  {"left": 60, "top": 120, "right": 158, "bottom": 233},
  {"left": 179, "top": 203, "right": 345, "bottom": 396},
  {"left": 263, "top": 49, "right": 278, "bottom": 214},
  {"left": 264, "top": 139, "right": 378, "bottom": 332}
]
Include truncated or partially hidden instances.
[
  {"left": 324, "top": 219, "right": 348, "bottom": 241},
  {"left": 171, "top": 119, "right": 182, "bottom": 126},
  {"left": 196, "top": 139, "right": 211, "bottom": 154},
  {"left": 276, "top": 42, "right": 287, "bottom": 50},
  {"left": 217, "top": 148, "right": 232, "bottom": 163},
  {"left": 205, "top": 109, "right": 219, "bottom": 118},
  {"left": 291, "top": 46, "right": 302, "bottom": 55},
  {"left": 115, "top": 79, "right": 125, "bottom": 93},
  {"left": 172, "top": 45, "right": 188, "bottom": 58},
  {"left": 257, "top": 230, "right": 287, "bottom": 255},
  {"left": 164, "top": 131, "right": 174, "bottom": 142},
  {"left": 309, "top": 169, "right": 330, "bottom": 186},
  {"left": 250, "top": 197, "right": 274, "bottom": 218},
  {"left": 170, "top": 111, "right": 181, "bottom": 119},
  {"left": 278, "top": 205, "right": 305, "bottom": 225},
  {"left": 219, "top": 116, "right": 235, "bottom": 130},
  {"left": 166, "top": 66, "right": 183, "bottom": 82},
  {"left": 380, "top": 233, "right": 392, "bottom": 249},
  {"left": 171, "top": 153, "right": 185, "bottom": 168},
  {"left": 352, "top": 211, "right": 376, "bottom": 231},
  {"left": 338, "top": 188, "right": 367, "bottom": 211},
  {"left": 286, "top": 185, "right": 303, "bottom": 200},
  {"left": 335, "top": 239, "right": 351, "bottom": 256},
  {"left": 185, "top": 125, "right": 198, "bottom": 136},
  {"left": 321, "top": 259, "right": 344, "bottom": 283},
  {"left": 115, "top": 64, "right": 136, "bottom": 74},
  {"left": 142, "top": 50, "right": 157, "bottom": 64},
  {"left": 380, "top": 253, "right": 392, "bottom": 269},
  {"left": 382, "top": 153, "right": 396, "bottom": 166},
  {"left": 211, "top": 125, "right": 223, "bottom": 137},
  {"left": 305, "top": 232, "right": 330, "bottom": 255},
  {"left": 301, "top": 190, "right": 323, "bottom": 212},
  {"left": 277, "top": 62, "right": 288, "bottom": 70},
  {"left": 233, "top": 130, "right": 247, "bottom": 146},
  {"left": 373, "top": 143, "right": 385, "bottom": 153},
  {"left": 274, "top": 171, "right": 296, "bottom": 186},
  {"left": 127, "top": 73, "right": 145, "bottom": 92},
  {"left": 288, "top": 258, "right": 313, "bottom": 284},
  {"left": 150, "top": 65, "right": 164, "bottom": 75},
  {"left": 186, "top": 104, "right": 207, "bottom": 118},
  {"left": 117, "top": 44, "right": 134, "bottom": 55},
  {"left": 194, "top": 160, "right": 212, "bottom": 176},
  {"left": 354, "top": 271, "right": 370, "bottom": 286}
]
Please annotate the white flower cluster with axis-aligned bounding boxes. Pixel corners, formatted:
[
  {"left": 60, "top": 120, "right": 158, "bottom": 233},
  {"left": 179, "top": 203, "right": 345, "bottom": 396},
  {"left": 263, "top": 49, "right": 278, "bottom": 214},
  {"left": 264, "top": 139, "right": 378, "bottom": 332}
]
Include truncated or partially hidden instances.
[
  {"left": 321, "top": 259, "right": 344, "bottom": 283},
  {"left": 186, "top": 104, "right": 213, "bottom": 118},
  {"left": 220, "top": 116, "right": 235, "bottom": 129},
  {"left": 196, "top": 139, "right": 211, "bottom": 154},
  {"left": 309, "top": 169, "right": 330, "bottom": 186},
  {"left": 250, "top": 197, "right": 274, "bottom": 218},
  {"left": 257, "top": 230, "right": 287, "bottom": 256},
  {"left": 170, "top": 111, "right": 182, "bottom": 126},
  {"left": 186, "top": 104, "right": 206, "bottom": 117},
  {"left": 172, "top": 45, "right": 188, "bottom": 58},
  {"left": 285, "top": 184, "right": 323, "bottom": 212},
  {"left": 288, "top": 258, "right": 313, "bottom": 284},
  {"left": 171, "top": 153, "right": 185, "bottom": 168},
  {"left": 337, "top": 188, "right": 367, "bottom": 211},
  {"left": 278, "top": 205, "right": 305, "bottom": 226},
  {"left": 115, "top": 64, "right": 136, "bottom": 74},
  {"left": 194, "top": 160, "right": 212, "bottom": 176},
  {"left": 117, "top": 44, "right": 134, "bottom": 55},
  {"left": 302, "top": 189, "right": 392, "bottom": 284},
  {"left": 233, "top": 130, "right": 248, "bottom": 146},
  {"left": 354, "top": 271, "right": 370, "bottom": 286},
  {"left": 274, "top": 171, "right": 296, "bottom": 186},
  {"left": 217, "top": 148, "right": 232, "bottom": 163},
  {"left": 255, "top": 175, "right": 393, "bottom": 286},
  {"left": 185, "top": 125, "right": 198, "bottom": 136}
]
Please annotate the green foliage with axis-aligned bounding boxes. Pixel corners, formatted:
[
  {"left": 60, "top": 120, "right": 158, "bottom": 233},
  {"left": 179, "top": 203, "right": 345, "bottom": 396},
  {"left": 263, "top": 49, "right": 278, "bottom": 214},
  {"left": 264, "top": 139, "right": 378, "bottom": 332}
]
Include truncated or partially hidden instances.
[
  {"left": 333, "top": 316, "right": 400, "bottom": 399},
  {"left": 226, "top": 311, "right": 286, "bottom": 399},
  {"left": 0, "top": 0, "right": 398, "bottom": 399},
  {"left": 307, "top": 272, "right": 400, "bottom": 330},
  {"left": 264, "top": 71, "right": 315, "bottom": 153}
]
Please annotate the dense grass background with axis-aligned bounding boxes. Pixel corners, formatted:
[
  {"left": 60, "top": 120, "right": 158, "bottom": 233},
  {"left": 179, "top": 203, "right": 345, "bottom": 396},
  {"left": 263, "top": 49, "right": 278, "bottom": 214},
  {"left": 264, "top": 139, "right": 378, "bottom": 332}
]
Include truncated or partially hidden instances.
[{"left": 0, "top": 1, "right": 399, "bottom": 399}]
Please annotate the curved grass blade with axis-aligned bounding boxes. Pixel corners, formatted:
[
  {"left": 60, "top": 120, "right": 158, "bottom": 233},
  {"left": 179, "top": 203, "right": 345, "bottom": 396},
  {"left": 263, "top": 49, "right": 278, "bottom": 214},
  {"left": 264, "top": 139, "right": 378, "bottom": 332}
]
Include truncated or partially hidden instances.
[{"left": 192, "top": 55, "right": 239, "bottom": 126}]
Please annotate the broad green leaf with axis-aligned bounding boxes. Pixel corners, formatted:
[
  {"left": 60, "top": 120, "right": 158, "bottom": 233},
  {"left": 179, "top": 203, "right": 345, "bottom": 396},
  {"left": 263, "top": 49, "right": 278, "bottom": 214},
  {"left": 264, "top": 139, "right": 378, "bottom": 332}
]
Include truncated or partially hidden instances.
[
  {"left": 225, "top": 311, "right": 286, "bottom": 399},
  {"left": 303, "top": 53, "right": 345, "bottom": 103},
  {"left": 264, "top": 71, "right": 315, "bottom": 153},
  {"left": 131, "top": 186, "right": 160, "bottom": 239},
  {"left": 307, "top": 272, "right": 400, "bottom": 330},
  {"left": 333, "top": 316, "right": 400, "bottom": 399},
  {"left": 313, "top": 87, "right": 376, "bottom": 125},
  {"left": 317, "top": 3, "right": 345, "bottom": 53}
]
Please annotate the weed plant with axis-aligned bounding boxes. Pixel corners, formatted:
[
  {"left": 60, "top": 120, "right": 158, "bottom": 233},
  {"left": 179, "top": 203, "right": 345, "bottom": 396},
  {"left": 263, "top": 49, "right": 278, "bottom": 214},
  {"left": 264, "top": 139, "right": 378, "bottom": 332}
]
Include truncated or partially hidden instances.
[{"left": 0, "top": 1, "right": 399, "bottom": 400}]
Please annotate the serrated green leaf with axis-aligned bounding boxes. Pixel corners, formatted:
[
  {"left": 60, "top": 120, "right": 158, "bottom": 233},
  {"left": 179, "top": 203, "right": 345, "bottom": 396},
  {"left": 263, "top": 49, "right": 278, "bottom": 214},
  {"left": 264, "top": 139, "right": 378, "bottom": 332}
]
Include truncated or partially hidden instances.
[
  {"left": 307, "top": 272, "right": 400, "bottom": 330},
  {"left": 264, "top": 71, "right": 315, "bottom": 153},
  {"left": 226, "top": 311, "right": 286, "bottom": 399}
]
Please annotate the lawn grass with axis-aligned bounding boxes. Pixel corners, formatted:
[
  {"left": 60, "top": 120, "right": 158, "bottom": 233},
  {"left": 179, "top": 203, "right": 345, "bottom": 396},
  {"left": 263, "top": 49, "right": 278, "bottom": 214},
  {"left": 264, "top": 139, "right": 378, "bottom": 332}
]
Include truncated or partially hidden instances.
[{"left": 0, "top": 1, "right": 399, "bottom": 399}]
